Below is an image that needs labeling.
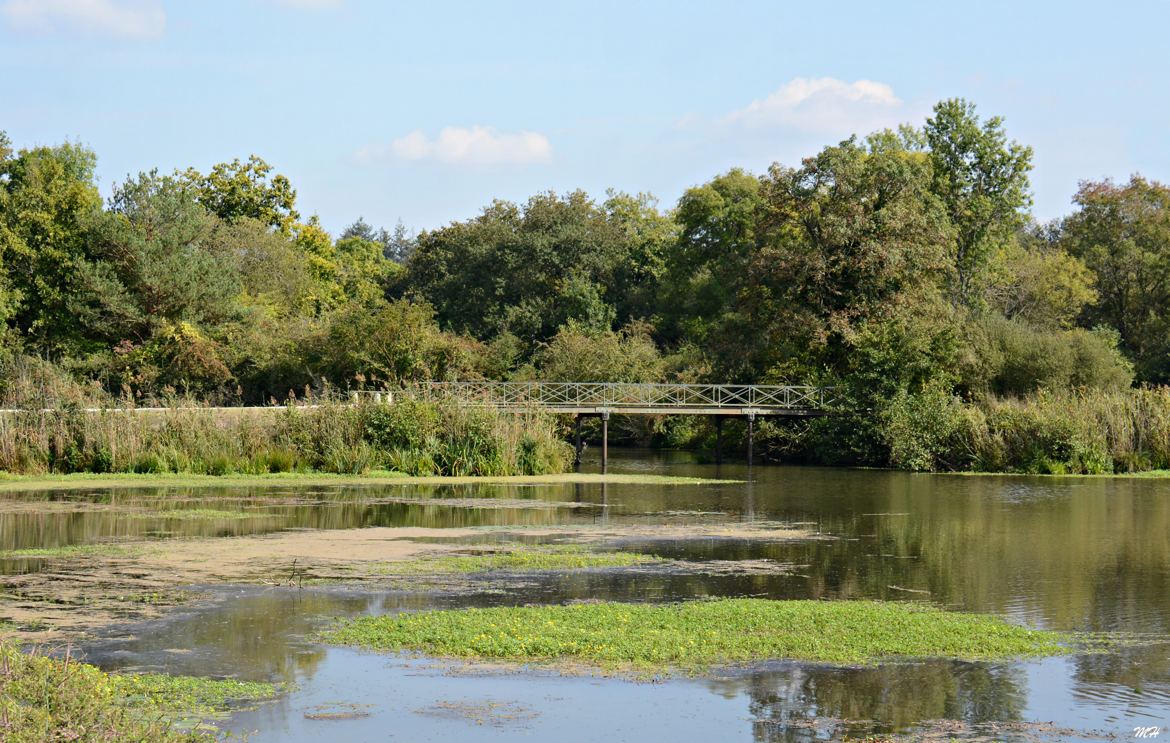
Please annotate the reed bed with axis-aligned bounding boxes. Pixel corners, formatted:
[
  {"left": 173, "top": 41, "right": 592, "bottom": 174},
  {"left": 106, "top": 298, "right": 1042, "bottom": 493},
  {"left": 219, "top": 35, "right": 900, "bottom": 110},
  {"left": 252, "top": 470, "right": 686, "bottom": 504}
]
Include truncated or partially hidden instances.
[
  {"left": 0, "top": 398, "right": 572, "bottom": 477},
  {"left": 884, "top": 386, "right": 1170, "bottom": 473}
]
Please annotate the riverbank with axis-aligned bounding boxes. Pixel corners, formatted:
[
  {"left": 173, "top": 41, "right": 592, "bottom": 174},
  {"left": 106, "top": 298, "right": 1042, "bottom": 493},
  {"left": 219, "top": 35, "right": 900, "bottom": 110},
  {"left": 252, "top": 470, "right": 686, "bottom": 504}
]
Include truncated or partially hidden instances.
[
  {"left": 0, "top": 470, "right": 738, "bottom": 493},
  {"left": 0, "top": 398, "right": 574, "bottom": 477}
]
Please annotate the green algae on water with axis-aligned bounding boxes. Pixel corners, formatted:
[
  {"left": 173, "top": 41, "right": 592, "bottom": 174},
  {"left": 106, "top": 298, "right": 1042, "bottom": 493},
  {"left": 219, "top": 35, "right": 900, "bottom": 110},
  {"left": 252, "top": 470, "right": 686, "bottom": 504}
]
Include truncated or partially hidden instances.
[{"left": 323, "top": 598, "right": 1073, "bottom": 672}]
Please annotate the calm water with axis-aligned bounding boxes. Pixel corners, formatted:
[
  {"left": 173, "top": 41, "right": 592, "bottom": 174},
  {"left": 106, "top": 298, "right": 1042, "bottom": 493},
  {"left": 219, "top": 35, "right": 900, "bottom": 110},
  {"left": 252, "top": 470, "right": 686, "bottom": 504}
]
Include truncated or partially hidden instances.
[{"left": 3, "top": 451, "right": 1169, "bottom": 741}]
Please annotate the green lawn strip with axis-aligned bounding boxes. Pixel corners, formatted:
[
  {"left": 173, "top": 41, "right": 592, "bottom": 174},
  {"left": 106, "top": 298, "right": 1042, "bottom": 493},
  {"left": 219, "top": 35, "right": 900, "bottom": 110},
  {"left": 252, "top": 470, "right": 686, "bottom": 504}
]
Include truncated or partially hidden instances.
[
  {"left": 385, "top": 545, "right": 662, "bottom": 575},
  {"left": 0, "top": 471, "right": 739, "bottom": 493},
  {"left": 0, "top": 641, "right": 282, "bottom": 741},
  {"left": 323, "top": 599, "right": 1073, "bottom": 672}
]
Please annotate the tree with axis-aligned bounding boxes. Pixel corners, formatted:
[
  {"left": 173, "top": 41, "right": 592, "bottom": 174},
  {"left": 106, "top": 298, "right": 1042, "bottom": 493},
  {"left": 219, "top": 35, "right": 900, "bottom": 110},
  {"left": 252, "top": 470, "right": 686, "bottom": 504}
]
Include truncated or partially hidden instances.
[
  {"left": 924, "top": 99, "right": 1033, "bottom": 307},
  {"left": 736, "top": 137, "right": 952, "bottom": 385},
  {"left": 0, "top": 132, "right": 19, "bottom": 342},
  {"left": 1061, "top": 176, "right": 1170, "bottom": 381},
  {"left": 659, "top": 169, "right": 762, "bottom": 346},
  {"left": 342, "top": 217, "right": 416, "bottom": 263},
  {"left": 405, "top": 190, "right": 657, "bottom": 347},
  {"left": 983, "top": 224, "right": 1097, "bottom": 330},
  {"left": 86, "top": 171, "right": 241, "bottom": 341},
  {"left": 181, "top": 155, "right": 299, "bottom": 234},
  {"left": 310, "top": 300, "right": 483, "bottom": 388},
  {"left": 0, "top": 140, "right": 103, "bottom": 356}
]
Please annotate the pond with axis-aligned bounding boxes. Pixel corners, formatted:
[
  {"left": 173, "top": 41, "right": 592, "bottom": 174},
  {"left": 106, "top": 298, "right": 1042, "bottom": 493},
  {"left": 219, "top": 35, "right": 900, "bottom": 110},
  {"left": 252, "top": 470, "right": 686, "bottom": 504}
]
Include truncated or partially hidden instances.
[{"left": 2, "top": 450, "right": 1168, "bottom": 741}]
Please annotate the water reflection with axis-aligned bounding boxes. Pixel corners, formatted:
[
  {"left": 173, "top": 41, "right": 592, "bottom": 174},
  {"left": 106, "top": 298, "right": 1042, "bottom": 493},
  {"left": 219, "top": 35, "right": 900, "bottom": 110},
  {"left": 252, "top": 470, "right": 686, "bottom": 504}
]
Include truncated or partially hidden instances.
[{"left": 5, "top": 451, "right": 1170, "bottom": 739}]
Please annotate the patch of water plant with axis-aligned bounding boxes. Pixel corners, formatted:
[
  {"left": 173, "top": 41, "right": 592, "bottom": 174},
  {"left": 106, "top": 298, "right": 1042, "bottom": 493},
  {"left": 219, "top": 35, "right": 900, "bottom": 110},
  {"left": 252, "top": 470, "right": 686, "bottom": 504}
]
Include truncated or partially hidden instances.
[
  {"left": 323, "top": 598, "right": 1075, "bottom": 672},
  {"left": 381, "top": 544, "right": 663, "bottom": 575},
  {"left": 0, "top": 640, "right": 283, "bottom": 741}
]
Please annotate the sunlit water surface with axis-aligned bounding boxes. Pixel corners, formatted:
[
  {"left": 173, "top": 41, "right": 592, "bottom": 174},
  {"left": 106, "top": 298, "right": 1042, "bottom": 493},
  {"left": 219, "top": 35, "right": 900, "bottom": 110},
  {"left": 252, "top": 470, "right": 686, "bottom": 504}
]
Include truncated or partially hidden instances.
[{"left": 3, "top": 450, "right": 1169, "bottom": 741}]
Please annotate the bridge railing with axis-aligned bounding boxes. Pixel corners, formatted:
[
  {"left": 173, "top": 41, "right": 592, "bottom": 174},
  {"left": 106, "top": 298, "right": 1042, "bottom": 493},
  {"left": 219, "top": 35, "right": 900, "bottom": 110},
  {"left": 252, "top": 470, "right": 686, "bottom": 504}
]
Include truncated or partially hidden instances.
[{"left": 393, "top": 381, "right": 837, "bottom": 411}]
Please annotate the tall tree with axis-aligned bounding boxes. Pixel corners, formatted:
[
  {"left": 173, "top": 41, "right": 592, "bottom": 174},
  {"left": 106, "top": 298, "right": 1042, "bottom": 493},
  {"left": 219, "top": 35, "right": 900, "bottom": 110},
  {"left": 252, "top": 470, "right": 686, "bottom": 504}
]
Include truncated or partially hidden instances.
[
  {"left": 659, "top": 169, "right": 762, "bottom": 346},
  {"left": 1061, "top": 176, "right": 1170, "bottom": 381},
  {"left": 0, "top": 139, "right": 103, "bottom": 355},
  {"left": 925, "top": 99, "right": 1033, "bottom": 307},
  {"left": 342, "top": 218, "right": 416, "bottom": 263}
]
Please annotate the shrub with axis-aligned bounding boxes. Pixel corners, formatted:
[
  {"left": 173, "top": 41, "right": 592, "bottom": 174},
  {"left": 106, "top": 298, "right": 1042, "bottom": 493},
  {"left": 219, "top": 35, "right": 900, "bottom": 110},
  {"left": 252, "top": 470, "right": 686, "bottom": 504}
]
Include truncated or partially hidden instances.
[{"left": 882, "top": 383, "right": 981, "bottom": 471}]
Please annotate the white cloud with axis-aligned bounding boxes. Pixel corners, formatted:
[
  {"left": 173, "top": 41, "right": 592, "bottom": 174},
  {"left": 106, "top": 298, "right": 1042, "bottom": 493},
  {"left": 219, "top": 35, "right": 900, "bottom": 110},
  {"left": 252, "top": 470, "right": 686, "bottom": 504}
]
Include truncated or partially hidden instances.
[
  {"left": 2, "top": 0, "right": 164, "bottom": 39},
  {"left": 725, "top": 77, "right": 906, "bottom": 134},
  {"left": 359, "top": 126, "right": 553, "bottom": 166}
]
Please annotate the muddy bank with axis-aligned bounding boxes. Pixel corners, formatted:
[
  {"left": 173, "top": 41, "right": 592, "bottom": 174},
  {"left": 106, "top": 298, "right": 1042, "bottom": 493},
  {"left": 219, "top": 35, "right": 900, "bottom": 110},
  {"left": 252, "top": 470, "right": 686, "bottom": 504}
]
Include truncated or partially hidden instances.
[{"left": 0, "top": 523, "right": 815, "bottom": 643}]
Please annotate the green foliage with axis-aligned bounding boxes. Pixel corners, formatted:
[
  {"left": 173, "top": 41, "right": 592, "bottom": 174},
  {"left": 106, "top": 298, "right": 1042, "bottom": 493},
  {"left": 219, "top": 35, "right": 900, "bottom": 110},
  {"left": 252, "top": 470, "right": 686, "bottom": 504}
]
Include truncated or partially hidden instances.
[
  {"left": 984, "top": 226, "right": 1097, "bottom": 329},
  {"left": 0, "top": 107, "right": 1168, "bottom": 474},
  {"left": 533, "top": 320, "right": 665, "bottom": 383},
  {"left": 0, "top": 640, "right": 278, "bottom": 741},
  {"left": 364, "top": 399, "right": 574, "bottom": 477},
  {"left": 405, "top": 190, "right": 671, "bottom": 347},
  {"left": 924, "top": 99, "right": 1034, "bottom": 306},
  {"left": 0, "top": 401, "right": 570, "bottom": 478},
  {"left": 310, "top": 300, "right": 484, "bottom": 390},
  {"left": 324, "top": 599, "right": 1070, "bottom": 671},
  {"left": 1061, "top": 176, "right": 1170, "bottom": 382},
  {"left": 181, "top": 155, "right": 299, "bottom": 233},
  {"left": 0, "top": 140, "right": 103, "bottom": 355},
  {"left": 883, "top": 382, "right": 981, "bottom": 471},
  {"left": 875, "top": 388, "right": 1170, "bottom": 474},
  {"left": 959, "top": 315, "right": 1133, "bottom": 396}
]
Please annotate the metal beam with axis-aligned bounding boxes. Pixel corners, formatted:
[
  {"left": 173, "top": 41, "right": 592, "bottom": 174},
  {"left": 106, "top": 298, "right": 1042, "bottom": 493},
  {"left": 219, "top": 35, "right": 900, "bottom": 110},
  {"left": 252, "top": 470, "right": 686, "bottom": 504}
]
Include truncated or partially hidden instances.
[{"left": 394, "top": 381, "right": 836, "bottom": 416}]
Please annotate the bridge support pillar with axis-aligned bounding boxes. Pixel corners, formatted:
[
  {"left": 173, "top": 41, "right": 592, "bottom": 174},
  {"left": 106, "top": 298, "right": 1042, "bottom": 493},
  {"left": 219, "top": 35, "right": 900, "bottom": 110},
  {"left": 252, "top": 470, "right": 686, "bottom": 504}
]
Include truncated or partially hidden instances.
[
  {"left": 746, "top": 413, "right": 755, "bottom": 467},
  {"left": 600, "top": 411, "right": 610, "bottom": 474},
  {"left": 714, "top": 416, "right": 724, "bottom": 465},
  {"left": 573, "top": 415, "right": 583, "bottom": 468}
]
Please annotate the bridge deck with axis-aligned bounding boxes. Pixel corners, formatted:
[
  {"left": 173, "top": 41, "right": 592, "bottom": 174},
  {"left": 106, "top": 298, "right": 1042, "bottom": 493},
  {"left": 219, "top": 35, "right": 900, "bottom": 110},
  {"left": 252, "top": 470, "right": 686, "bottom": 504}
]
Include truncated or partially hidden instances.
[{"left": 397, "top": 381, "right": 837, "bottom": 417}]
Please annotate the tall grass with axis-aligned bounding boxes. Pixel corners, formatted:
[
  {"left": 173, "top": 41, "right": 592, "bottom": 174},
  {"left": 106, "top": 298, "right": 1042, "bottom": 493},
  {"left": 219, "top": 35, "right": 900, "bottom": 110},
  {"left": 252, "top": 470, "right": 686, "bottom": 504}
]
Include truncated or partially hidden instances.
[
  {"left": 883, "top": 386, "right": 1170, "bottom": 474},
  {"left": 0, "top": 397, "right": 573, "bottom": 477}
]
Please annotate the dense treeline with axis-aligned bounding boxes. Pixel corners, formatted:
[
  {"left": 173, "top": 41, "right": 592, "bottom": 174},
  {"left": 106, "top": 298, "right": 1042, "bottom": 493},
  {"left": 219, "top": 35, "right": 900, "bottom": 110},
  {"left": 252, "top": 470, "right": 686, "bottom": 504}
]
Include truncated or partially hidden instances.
[{"left": 3, "top": 99, "right": 1170, "bottom": 473}]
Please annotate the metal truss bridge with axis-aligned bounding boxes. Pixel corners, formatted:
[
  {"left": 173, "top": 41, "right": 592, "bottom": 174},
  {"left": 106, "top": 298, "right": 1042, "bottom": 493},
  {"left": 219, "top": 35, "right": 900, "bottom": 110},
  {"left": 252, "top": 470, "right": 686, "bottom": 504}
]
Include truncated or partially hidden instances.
[
  {"left": 386, "top": 382, "right": 838, "bottom": 470},
  {"left": 395, "top": 381, "right": 837, "bottom": 418}
]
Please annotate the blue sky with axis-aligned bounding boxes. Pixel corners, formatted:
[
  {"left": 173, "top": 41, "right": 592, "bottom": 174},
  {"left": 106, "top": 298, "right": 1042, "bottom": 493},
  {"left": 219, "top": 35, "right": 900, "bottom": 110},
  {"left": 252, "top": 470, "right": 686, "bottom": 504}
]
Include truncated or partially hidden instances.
[{"left": 2, "top": 0, "right": 1167, "bottom": 235}]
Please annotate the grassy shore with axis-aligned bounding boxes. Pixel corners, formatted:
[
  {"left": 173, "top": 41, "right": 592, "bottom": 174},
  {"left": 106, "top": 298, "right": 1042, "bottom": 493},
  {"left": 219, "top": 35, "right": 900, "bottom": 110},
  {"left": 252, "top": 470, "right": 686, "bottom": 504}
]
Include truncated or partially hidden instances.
[
  {"left": 0, "top": 640, "right": 280, "bottom": 741},
  {"left": 938, "top": 469, "right": 1170, "bottom": 479},
  {"left": 323, "top": 598, "right": 1071, "bottom": 672},
  {"left": 0, "top": 470, "right": 739, "bottom": 493}
]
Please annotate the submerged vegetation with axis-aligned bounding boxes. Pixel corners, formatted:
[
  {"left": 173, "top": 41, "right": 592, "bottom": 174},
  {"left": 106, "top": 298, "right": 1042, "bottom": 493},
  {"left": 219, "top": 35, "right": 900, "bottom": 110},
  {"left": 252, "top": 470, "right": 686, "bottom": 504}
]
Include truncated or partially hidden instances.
[
  {"left": 3, "top": 98, "right": 1170, "bottom": 473},
  {"left": 324, "top": 599, "right": 1071, "bottom": 671},
  {"left": 0, "top": 640, "right": 280, "bottom": 741},
  {"left": 386, "top": 544, "right": 662, "bottom": 574}
]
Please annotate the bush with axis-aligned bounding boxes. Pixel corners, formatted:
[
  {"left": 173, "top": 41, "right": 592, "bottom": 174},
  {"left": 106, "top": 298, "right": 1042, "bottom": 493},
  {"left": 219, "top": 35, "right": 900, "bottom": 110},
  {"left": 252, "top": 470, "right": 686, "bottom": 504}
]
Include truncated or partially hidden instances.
[
  {"left": 882, "top": 383, "right": 981, "bottom": 471},
  {"left": 962, "top": 315, "right": 1132, "bottom": 396}
]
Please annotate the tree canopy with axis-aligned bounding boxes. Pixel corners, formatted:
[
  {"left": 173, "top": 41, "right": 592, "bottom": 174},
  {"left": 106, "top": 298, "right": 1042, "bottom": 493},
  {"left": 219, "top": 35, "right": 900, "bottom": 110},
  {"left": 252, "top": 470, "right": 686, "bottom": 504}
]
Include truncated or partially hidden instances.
[{"left": 0, "top": 98, "right": 1161, "bottom": 467}]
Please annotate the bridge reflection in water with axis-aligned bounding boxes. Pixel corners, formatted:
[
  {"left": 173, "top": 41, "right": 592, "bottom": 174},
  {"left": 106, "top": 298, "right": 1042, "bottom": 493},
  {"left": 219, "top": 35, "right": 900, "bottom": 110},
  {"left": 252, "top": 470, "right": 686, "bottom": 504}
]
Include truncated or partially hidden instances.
[{"left": 390, "top": 382, "right": 838, "bottom": 472}]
